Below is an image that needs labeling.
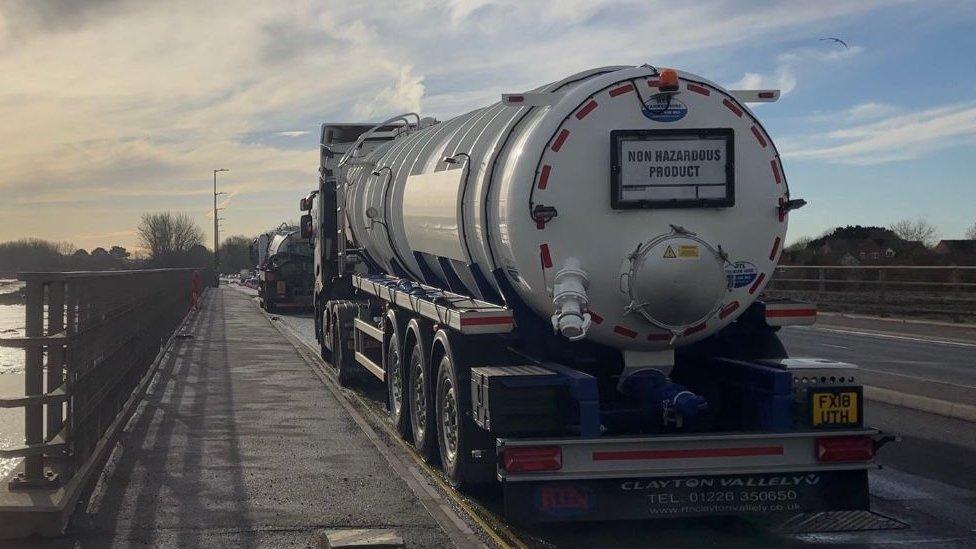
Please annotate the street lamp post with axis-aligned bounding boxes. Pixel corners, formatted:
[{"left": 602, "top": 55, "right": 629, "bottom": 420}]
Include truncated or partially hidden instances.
[{"left": 213, "top": 168, "right": 229, "bottom": 281}]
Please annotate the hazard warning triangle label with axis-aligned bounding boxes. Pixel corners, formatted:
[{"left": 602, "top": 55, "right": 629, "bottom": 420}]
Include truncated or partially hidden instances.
[{"left": 663, "top": 245, "right": 677, "bottom": 259}]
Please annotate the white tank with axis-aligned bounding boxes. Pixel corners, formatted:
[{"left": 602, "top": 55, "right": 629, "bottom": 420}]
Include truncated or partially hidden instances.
[{"left": 339, "top": 65, "right": 791, "bottom": 352}]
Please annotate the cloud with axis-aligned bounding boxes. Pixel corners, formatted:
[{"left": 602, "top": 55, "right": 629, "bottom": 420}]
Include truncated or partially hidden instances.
[
  {"left": 727, "top": 45, "right": 863, "bottom": 96},
  {"left": 783, "top": 101, "right": 976, "bottom": 165},
  {"left": 805, "top": 101, "right": 901, "bottom": 123},
  {"left": 353, "top": 66, "right": 426, "bottom": 120},
  {"left": 0, "top": 0, "right": 903, "bottom": 247},
  {"left": 730, "top": 68, "right": 798, "bottom": 95}
]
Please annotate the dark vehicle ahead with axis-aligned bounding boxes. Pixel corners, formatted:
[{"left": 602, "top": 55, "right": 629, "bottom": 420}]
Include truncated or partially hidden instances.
[{"left": 258, "top": 230, "right": 313, "bottom": 313}]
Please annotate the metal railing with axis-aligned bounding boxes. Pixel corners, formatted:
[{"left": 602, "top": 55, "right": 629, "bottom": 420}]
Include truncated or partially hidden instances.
[
  {"left": 766, "top": 265, "right": 976, "bottom": 320},
  {"left": 0, "top": 269, "right": 210, "bottom": 537}
]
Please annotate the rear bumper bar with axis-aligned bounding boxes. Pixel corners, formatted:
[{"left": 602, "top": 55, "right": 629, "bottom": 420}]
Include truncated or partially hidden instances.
[
  {"left": 498, "top": 429, "right": 878, "bottom": 522},
  {"left": 498, "top": 429, "right": 879, "bottom": 482}
]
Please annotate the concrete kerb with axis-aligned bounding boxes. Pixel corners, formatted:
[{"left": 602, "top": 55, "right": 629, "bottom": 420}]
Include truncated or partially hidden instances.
[{"left": 865, "top": 385, "right": 976, "bottom": 423}]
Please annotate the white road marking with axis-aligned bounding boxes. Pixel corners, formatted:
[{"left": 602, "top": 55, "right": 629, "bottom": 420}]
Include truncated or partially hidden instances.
[
  {"left": 859, "top": 367, "right": 976, "bottom": 390},
  {"left": 822, "top": 343, "right": 850, "bottom": 350},
  {"left": 790, "top": 326, "right": 976, "bottom": 348}
]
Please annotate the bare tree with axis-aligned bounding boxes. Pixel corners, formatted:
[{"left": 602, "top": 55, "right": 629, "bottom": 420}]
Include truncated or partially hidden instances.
[
  {"left": 172, "top": 213, "right": 205, "bottom": 254},
  {"left": 966, "top": 221, "right": 976, "bottom": 240},
  {"left": 890, "top": 218, "right": 939, "bottom": 247},
  {"left": 137, "top": 212, "right": 204, "bottom": 265}
]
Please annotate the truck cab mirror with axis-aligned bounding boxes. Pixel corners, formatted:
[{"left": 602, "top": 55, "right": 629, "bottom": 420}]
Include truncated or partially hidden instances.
[
  {"left": 300, "top": 214, "right": 314, "bottom": 239},
  {"left": 299, "top": 197, "right": 310, "bottom": 211}
]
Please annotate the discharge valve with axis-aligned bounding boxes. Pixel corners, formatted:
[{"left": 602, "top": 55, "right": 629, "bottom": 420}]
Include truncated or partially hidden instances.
[{"left": 550, "top": 259, "right": 592, "bottom": 341}]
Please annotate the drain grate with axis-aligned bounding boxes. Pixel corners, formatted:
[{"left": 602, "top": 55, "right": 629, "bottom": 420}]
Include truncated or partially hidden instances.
[{"left": 776, "top": 510, "right": 908, "bottom": 534}]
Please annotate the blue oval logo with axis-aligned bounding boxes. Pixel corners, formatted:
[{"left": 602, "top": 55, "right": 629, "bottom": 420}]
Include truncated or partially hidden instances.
[
  {"left": 642, "top": 96, "right": 687, "bottom": 122},
  {"left": 725, "top": 261, "right": 758, "bottom": 289}
]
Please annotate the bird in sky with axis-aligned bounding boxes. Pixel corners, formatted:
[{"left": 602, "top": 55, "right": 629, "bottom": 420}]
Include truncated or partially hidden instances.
[{"left": 820, "top": 37, "right": 850, "bottom": 48}]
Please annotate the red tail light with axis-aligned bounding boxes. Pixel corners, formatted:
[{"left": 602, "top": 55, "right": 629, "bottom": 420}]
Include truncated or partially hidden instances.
[
  {"left": 815, "top": 436, "right": 874, "bottom": 462},
  {"left": 502, "top": 446, "right": 562, "bottom": 473}
]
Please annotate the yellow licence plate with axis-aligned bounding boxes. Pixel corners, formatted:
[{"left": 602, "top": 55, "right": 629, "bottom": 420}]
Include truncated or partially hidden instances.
[{"left": 810, "top": 387, "right": 861, "bottom": 428}]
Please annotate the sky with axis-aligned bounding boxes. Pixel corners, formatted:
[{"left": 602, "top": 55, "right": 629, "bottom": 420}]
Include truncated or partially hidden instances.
[{"left": 0, "top": 0, "right": 974, "bottom": 253}]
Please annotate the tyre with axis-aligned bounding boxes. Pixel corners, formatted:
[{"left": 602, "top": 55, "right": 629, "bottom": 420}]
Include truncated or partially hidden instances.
[
  {"left": 408, "top": 335, "right": 438, "bottom": 462},
  {"left": 433, "top": 331, "right": 497, "bottom": 488},
  {"left": 319, "top": 307, "right": 332, "bottom": 361},
  {"left": 331, "top": 312, "right": 355, "bottom": 387},
  {"left": 386, "top": 329, "right": 411, "bottom": 439},
  {"left": 436, "top": 352, "right": 463, "bottom": 485}
]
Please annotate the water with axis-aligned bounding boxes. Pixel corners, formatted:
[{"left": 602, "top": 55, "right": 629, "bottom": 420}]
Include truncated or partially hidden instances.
[{"left": 0, "top": 279, "right": 25, "bottom": 478}]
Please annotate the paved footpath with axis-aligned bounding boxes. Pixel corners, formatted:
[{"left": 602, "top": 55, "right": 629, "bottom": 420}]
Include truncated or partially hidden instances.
[{"left": 50, "top": 288, "right": 455, "bottom": 547}]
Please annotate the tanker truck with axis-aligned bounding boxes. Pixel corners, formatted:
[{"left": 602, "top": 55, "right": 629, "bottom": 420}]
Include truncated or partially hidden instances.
[
  {"left": 256, "top": 227, "right": 314, "bottom": 313},
  {"left": 298, "top": 65, "right": 891, "bottom": 523}
]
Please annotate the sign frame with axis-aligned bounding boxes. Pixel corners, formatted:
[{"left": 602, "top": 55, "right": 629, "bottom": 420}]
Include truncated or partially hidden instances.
[{"left": 609, "top": 128, "right": 735, "bottom": 210}]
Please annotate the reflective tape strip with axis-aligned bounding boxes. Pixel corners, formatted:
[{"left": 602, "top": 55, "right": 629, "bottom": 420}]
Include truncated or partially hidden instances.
[
  {"left": 537, "top": 165, "right": 552, "bottom": 189},
  {"left": 551, "top": 129, "right": 570, "bottom": 152},
  {"left": 540, "top": 243, "right": 553, "bottom": 269},
  {"left": 723, "top": 98, "right": 743, "bottom": 117},
  {"left": 687, "top": 83, "right": 710, "bottom": 96},
  {"left": 609, "top": 84, "right": 634, "bottom": 97},
  {"left": 719, "top": 301, "right": 740, "bottom": 319},
  {"left": 749, "top": 272, "right": 767, "bottom": 294},
  {"left": 460, "top": 316, "right": 515, "bottom": 326},
  {"left": 751, "top": 126, "right": 768, "bottom": 148},
  {"left": 575, "top": 100, "right": 598, "bottom": 120},
  {"left": 593, "top": 446, "right": 784, "bottom": 461},
  {"left": 613, "top": 325, "right": 638, "bottom": 338},
  {"left": 770, "top": 236, "right": 782, "bottom": 261},
  {"left": 766, "top": 308, "right": 817, "bottom": 318}
]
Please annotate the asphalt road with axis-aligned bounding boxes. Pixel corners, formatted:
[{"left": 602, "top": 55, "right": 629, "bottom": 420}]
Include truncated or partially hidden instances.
[
  {"left": 236, "top": 286, "right": 976, "bottom": 547},
  {"left": 780, "top": 321, "right": 976, "bottom": 405}
]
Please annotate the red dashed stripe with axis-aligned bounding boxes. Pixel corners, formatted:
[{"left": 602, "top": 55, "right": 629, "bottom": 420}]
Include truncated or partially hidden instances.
[
  {"left": 769, "top": 236, "right": 782, "bottom": 261},
  {"left": 751, "top": 126, "right": 768, "bottom": 148},
  {"left": 575, "top": 100, "right": 598, "bottom": 120},
  {"left": 723, "top": 98, "right": 743, "bottom": 117},
  {"left": 778, "top": 197, "right": 786, "bottom": 222},
  {"left": 719, "top": 301, "right": 740, "bottom": 320},
  {"left": 551, "top": 129, "right": 570, "bottom": 152},
  {"left": 687, "top": 83, "right": 710, "bottom": 96},
  {"left": 683, "top": 322, "right": 707, "bottom": 336},
  {"left": 540, "top": 244, "right": 552, "bottom": 269},
  {"left": 613, "top": 325, "right": 638, "bottom": 338},
  {"left": 647, "top": 332, "right": 671, "bottom": 341},
  {"left": 647, "top": 79, "right": 661, "bottom": 87},
  {"left": 537, "top": 165, "right": 551, "bottom": 190},
  {"left": 770, "top": 158, "right": 782, "bottom": 184},
  {"left": 589, "top": 312, "right": 603, "bottom": 325},
  {"left": 609, "top": 84, "right": 634, "bottom": 97},
  {"left": 749, "top": 272, "right": 767, "bottom": 295}
]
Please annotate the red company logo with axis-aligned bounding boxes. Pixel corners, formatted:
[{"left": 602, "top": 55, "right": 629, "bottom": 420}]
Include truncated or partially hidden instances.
[{"left": 538, "top": 485, "right": 590, "bottom": 515}]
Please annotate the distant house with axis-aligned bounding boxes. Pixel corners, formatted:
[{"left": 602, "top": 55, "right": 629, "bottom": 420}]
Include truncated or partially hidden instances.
[
  {"left": 934, "top": 240, "right": 976, "bottom": 265},
  {"left": 793, "top": 225, "right": 935, "bottom": 266}
]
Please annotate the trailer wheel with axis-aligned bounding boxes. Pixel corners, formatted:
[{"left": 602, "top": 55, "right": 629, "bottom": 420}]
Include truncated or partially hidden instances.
[
  {"left": 386, "top": 329, "right": 411, "bottom": 439},
  {"left": 331, "top": 311, "right": 355, "bottom": 387},
  {"left": 319, "top": 306, "right": 332, "bottom": 361},
  {"left": 436, "top": 350, "right": 481, "bottom": 488},
  {"left": 408, "top": 336, "right": 438, "bottom": 462}
]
